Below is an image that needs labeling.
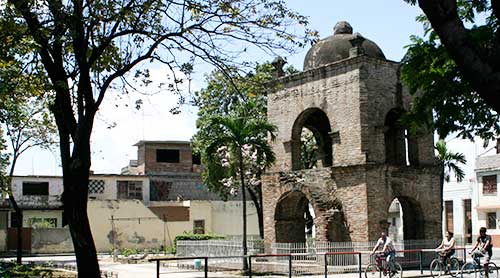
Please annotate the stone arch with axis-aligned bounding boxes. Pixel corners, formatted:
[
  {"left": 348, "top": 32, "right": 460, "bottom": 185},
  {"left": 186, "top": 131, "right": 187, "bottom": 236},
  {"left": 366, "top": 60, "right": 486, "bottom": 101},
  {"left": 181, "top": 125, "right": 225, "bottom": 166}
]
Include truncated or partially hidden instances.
[
  {"left": 384, "top": 109, "right": 406, "bottom": 165},
  {"left": 274, "top": 190, "right": 312, "bottom": 243},
  {"left": 384, "top": 108, "right": 420, "bottom": 166},
  {"left": 291, "top": 108, "right": 333, "bottom": 170},
  {"left": 388, "top": 196, "right": 425, "bottom": 240}
]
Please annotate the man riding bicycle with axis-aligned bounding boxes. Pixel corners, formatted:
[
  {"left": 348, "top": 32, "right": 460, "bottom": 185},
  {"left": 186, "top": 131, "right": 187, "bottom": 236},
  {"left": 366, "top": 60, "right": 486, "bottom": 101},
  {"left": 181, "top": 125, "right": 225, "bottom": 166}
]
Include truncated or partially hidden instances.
[
  {"left": 469, "top": 227, "right": 493, "bottom": 278},
  {"left": 371, "top": 232, "right": 396, "bottom": 275}
]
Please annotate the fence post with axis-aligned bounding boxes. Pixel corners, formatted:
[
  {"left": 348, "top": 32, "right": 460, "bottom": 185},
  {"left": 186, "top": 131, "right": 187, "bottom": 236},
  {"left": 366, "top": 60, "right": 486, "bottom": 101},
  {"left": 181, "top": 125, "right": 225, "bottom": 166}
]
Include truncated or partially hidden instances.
[
  {"left": 204, "top": 257, "right": 208, "bottom": 278},
  {"left": 419, "top": 250, "right": 423, "bottom": 275},
  {"left": 324, "top": 253, "right": 328, "bottom": 278},
  {"left": 358, "top": 252, "right": 362, "bottom": 278},
  {"left": 156, "top": 260, "right": 160, "bottom": 278},
  {"left": 249, "top": 256, "right": 252, "bottom": 278},
  {"left": 463, "top": 248, "right": 467, "bottom": 263},
  {"left": 289, "top": 254, "right": 292, "bottom": 278}
]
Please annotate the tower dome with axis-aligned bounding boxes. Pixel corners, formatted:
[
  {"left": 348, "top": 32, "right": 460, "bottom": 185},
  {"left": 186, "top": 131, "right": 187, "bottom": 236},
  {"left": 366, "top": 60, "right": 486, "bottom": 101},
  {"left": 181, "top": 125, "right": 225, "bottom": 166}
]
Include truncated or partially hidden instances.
[{"left": 303, "top": 21, "right": 385, "bottom": 70}]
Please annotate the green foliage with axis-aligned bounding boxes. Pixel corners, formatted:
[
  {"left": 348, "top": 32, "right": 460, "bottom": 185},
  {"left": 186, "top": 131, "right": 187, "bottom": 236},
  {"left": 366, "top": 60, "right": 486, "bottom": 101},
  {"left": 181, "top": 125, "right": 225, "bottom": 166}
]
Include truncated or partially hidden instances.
[
  {"left": 435, "top": 139, "right": 466, "bottom": 182},
  {"left": 120, "top": 248, "right": 140, "bottom": 257},
  {"left": 402, "top": 0, "right": 500, "bottom": 143},
  {"left": 301, "top": 128, "right": 318, "bottom": 169},
  {"left": 0, "top": 261, "right": 53, "bottom": 278},
  {"left": 192, "top": 63, "right": 282, "bottom": 198},
  {"left": 172, "top": 232, "right": 225, "bottom": 253}
]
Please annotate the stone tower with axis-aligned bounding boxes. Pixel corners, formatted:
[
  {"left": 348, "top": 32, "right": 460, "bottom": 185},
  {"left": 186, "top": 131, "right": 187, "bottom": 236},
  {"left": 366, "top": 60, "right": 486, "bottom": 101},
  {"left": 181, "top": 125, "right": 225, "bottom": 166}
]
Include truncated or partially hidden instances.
[{"left": 262, "top": 22, "right": 442, "bottom": 244}]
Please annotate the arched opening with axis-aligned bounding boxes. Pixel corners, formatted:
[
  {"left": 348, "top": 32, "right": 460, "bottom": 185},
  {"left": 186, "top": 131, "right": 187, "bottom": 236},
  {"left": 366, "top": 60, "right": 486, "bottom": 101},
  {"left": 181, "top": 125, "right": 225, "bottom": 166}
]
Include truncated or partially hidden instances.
[
  {"left": 291, "top": 108, "right": 332, "bottom": 170},
  {"left": 386, "top": 197, "right": 425, "bottom": 240},
  {"left": 384, "top": 109, "right": 406, "bottom": 165},
  {"left": 274, "top": 191, "right": 315, "bottom": 243},
  {"left": 384, "top": 109, "right": 419, "bottom": 166}
]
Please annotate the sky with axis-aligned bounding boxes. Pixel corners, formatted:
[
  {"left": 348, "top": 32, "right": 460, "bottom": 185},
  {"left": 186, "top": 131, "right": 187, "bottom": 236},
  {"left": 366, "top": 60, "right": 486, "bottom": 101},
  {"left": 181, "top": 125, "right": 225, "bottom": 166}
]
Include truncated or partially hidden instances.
[{"left": 11, "top": 0, "right": 495, "bottom": 180}]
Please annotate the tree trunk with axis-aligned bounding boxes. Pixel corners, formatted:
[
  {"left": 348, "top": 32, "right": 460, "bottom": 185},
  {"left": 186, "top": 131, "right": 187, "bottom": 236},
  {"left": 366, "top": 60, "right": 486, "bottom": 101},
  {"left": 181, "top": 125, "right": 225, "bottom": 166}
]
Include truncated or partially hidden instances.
[
  {"left": 247, "top": 187, "right": 264, "bottom": 239},
  {"left": 238, "top": 149, "right": 249, "bottom": 272},
  {"left": 8, "top": 159, "right": 23, "bottom": 264},
  {"left": 8, "top": 198, "right": 23, "bottom": 264},
  {"left": 440, "top": 162, "right": 445, "bottom": 214},
  {"left": 63, "top": 165, "right": 100, "bottom": 277},
  {"left": 56, "top": 115, "right": 100, "bottom": 277}
]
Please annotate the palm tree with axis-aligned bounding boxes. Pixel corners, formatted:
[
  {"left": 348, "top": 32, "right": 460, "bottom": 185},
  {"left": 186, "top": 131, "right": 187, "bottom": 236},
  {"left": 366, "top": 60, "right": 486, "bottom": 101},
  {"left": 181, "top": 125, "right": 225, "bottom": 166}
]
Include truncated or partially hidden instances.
[
  {"left": 435, "top": 139, "right": 466, "bottom": 211},
  {"left": 203, "top": 104, "right": 276, "bottom": 272}
]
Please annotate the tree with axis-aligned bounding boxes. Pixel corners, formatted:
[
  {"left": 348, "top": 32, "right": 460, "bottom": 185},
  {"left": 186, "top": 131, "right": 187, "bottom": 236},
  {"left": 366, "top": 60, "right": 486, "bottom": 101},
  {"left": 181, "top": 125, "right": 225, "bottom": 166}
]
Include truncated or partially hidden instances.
[
  {"left": 0, "top": 97, "right": 56, "bottom": 264},
  {"left": 406, "top": 0, "right": 500, "bottom": 113},
  {"left": 0, "top": 29, "right": 56, "bottom": 264},
  {"left": 193, "top": 63, "right": 273, "bottom": 239},
  {"left": 202, "top": 101, "right": 276, "bottom": 272},
  {"left": 1, "top": 0, "right": 314, "bottom": 275},
  {"left": 301, "top": 128, "right": 318, "bottom": 169},
  {"left": 402, "top": 0, "right": 500, "bottom": 142},
  {"left": 435, "top": 139, "right": 466, "bottom": 211},
  {"left": 192, "top": 63, "right": 316, "bottom": 239}
]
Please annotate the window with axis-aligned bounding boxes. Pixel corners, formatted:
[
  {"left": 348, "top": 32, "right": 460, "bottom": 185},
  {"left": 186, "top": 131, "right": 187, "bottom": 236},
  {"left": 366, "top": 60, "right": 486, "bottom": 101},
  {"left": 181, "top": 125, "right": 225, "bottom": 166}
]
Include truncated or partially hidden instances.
[
  {"left": 483, "top": 175, "right": 497, "bottom": 195},
  {"left": 192, "top": 153, "right": 201, "bottom": 165},
  {"left": 22, "top": 182, "right": 49, "bottom": 196},
  {"left": 464, "top": 199, "right": 472, "bottom": 243},
  {"left": 156, "top": 149, "right": 180, "bottom": 163},
  {"left": 88, "top": 179, "right": 105, "bottom": 194},
  {"left": 445, "top": 201, "right": 454, "bottom": 232},
  {"left": 487, "top": 212, "right": 497, "bottom": 229},
  {"left": 117, "top": 181, "right": 143, "bottom": 200},
  {"left": 150, "top": 180, "right": 172, "bottom": 201},
  {"left": 193, "top": 220, "right": 205, "bottom": 234}
]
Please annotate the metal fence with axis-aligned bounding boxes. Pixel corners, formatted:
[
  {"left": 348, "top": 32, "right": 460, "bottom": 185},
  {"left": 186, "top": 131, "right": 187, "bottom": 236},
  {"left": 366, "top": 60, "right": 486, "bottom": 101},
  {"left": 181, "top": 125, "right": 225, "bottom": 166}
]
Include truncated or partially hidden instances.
[{"left": 175, "top": 238, "right": 466, "bottom": 276}]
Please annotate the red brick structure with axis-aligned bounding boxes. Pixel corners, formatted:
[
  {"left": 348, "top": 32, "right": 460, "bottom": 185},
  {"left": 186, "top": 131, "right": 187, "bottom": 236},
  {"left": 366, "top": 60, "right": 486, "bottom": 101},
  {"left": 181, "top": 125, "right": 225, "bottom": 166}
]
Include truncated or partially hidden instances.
[{"left": 262, "top": 22, "right": 442, "bottom": 244}]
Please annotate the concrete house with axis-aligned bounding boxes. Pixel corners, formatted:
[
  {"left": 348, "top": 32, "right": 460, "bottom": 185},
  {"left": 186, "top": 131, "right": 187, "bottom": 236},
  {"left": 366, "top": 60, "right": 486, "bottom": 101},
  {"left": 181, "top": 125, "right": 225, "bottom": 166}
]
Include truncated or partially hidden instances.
[{"left": 0, "top": 140, "right": 258, "bottom": 253}]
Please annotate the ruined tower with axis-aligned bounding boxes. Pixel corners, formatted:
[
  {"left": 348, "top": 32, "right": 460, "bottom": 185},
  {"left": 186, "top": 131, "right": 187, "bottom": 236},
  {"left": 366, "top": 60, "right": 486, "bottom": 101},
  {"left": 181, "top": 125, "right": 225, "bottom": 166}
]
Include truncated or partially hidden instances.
[{"left": 262, "top": 22, "right": 442, "bottom": 244}]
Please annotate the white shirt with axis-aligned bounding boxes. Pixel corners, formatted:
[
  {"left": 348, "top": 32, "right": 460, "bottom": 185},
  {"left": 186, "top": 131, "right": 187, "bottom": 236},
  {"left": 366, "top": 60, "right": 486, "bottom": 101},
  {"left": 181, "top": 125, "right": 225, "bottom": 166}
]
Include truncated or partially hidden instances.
[
  {"left": 377, "top": 236, "right": 395, "bottom": 252},
  {"left": 442, "top": 237, "right": 455, "bottom": 249}
]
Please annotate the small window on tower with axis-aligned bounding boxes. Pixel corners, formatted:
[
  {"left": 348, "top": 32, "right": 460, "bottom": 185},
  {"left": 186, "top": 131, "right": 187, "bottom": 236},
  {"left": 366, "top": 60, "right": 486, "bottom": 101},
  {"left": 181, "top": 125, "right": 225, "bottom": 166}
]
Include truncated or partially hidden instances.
[{"left": 156, "top": 149, "right": 180, "bottom": 163}]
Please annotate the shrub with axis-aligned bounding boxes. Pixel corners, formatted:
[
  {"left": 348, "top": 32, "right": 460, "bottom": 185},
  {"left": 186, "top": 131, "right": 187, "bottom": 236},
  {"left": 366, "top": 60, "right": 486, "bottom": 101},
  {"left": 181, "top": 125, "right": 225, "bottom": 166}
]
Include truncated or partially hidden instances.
[
  {"left": 172, "top": 232, "right": 226, "bottom": 253},
  {"left": 0, "top": 261, "right": 53, "bottom": 277}
]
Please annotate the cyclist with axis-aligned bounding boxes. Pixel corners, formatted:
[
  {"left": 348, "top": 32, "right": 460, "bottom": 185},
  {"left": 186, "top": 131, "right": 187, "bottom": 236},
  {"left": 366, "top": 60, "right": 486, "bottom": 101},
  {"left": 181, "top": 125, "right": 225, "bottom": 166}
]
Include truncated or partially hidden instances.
[
  {"left": 469, "top": 227, "right": 493, "bottom": 278},
  {"left": 371, "top": 232, "right": 396, "bottom": 275},
  {"left": 436, "top": 231, "right": 456, "bottom": 262}
]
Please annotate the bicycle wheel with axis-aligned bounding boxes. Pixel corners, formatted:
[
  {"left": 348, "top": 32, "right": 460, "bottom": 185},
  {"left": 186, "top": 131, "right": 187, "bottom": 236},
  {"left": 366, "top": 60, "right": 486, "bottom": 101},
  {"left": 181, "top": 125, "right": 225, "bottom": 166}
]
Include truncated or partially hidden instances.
[
  {"left": 365, "top": 263, "right": 381, "bottom": 278},
  {"left": 461, "top": 262, "right": 477, "bottom": 278},
  {"left": 482, "top": 262, "right": 498, "bottom": 278},
  {"left": 430, "top": 259, "right": 443, "bottom": 278},
  {"left": 448, "top": 257, "right": 461, "bottom": 277},
  {"left": 389, "top": 262, "right": 403, "bottom": 278}
]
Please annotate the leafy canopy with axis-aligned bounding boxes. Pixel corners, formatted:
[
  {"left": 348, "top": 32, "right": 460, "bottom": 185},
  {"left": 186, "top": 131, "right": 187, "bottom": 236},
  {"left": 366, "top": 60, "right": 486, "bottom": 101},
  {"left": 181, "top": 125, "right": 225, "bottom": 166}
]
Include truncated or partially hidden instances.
[{"left": 402, "top": 0, "right": 500, "bottom": 143}]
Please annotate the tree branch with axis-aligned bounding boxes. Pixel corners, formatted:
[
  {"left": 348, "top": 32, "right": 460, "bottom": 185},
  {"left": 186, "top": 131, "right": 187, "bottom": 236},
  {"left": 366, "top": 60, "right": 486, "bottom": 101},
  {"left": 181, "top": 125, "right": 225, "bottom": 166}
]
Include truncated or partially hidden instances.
[{"left": 417, "top": 0, "right": 500, "bottom": 113}]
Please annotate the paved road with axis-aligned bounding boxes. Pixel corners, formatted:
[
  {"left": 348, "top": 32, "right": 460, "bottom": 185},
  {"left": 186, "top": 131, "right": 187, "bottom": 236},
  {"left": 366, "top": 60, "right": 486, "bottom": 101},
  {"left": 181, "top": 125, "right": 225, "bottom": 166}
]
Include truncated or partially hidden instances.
[{"left": 2, "top": 248, "right": 500, "bottom": 278}]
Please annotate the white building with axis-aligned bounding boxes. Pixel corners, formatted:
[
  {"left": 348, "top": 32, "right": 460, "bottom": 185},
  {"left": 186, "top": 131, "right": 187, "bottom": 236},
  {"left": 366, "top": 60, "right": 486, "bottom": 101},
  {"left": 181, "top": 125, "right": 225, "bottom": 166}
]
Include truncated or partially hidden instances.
[
  {"left": 474, "top": 154, "right": 500, "bottom": 246},
  {"left": 442, "top": 180, "right": 474, "bottom": 244}
]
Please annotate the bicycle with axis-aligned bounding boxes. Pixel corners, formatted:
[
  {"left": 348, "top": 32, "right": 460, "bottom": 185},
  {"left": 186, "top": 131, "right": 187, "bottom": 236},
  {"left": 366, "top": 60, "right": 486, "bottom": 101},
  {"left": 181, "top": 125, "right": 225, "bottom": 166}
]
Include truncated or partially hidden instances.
[
  {"left": 430, "top": 249, "right": 461, "bottom": 277},
  {"left": 365, "top": 252, "right": 403, "bottom": 278},
  {"left": 461, "top": 252, "right": 498, "bottom": 278}
]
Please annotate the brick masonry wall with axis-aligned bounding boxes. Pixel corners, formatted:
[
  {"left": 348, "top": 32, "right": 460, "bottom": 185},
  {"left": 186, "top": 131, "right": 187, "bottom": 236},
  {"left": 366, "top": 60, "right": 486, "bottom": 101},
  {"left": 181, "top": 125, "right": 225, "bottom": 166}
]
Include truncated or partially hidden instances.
[
  {"left": 142, "top": 142, "right": 195, "bottom": 174},
  {"left": 262, "top": 55, "right": 442, "bottom": 245},
  {"left": 263, "top": 164, "right": 441, "bottom": 245}
]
